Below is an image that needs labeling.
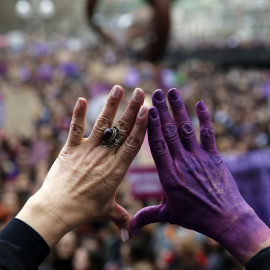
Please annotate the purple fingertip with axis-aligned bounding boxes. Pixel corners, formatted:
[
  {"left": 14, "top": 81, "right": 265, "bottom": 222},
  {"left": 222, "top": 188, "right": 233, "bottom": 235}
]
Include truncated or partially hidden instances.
[
  {"left": 153, "top": 89, "right": 165, "bottom": 102},
  {"left": 149, "top": 107, "right": 159, "bottom": 119},
  {"left": 196, "top": 100, "right": 206, "bottom": 111},
  {"left": 168, "top": 88, "right": 180, "bottom": 101}
]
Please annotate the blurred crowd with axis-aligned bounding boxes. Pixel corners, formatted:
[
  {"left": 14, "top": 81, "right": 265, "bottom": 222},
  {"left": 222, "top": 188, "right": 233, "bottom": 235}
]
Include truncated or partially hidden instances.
[
  {"left": 0, "top": 35, "right": 269, "bottom": 269},
  {"left": 170, "top": 36, "right": 270, "bottom": 51}
]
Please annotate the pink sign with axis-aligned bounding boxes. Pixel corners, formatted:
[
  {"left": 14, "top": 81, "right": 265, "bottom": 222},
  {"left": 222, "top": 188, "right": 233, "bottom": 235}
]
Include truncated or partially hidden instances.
[{"left": 127, "top": 167, "right": 163, "bottom": 200}]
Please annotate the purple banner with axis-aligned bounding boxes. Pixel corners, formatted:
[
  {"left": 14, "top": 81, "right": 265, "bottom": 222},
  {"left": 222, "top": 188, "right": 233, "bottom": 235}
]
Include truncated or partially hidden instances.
[
  {"left": 224, "top": 149, "right": 270, "bottom": 227},
  {"left": 127, "top": 167, "right": 163, "bottom": 200}
]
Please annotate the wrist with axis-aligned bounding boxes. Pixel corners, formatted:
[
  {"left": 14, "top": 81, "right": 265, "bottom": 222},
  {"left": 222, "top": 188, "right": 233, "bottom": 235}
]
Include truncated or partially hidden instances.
[
  {"left": 216, "top": 205, "right": 270, "bottom": 265},
  {"left": 16, "top": 193, "right": 69, "bottom": 248}
]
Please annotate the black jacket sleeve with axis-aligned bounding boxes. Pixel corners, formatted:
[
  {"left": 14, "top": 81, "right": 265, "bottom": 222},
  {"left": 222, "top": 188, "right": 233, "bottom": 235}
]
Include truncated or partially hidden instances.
[
  {"left": 246, "top": 246, "right": 270, "bottom": 270},
  {"left": 0, "top": 218, "right": 50, "bottom": 270}
]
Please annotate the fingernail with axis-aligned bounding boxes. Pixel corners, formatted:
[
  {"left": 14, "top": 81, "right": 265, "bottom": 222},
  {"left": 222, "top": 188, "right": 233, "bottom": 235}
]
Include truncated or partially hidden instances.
[
  {"left": 112, "top": 85, "right": 122, "bottom": 98},
  {"left": 138, "top": 105, "right": 147, "bottom": 118},
  {"left": 197, "top": 100, "right": 206, "bottom": 111},
  {"left": 149, "top": 107, "right": 159, "bottom": 119},
  {"left": 153, "top": 90, "right": 165, "bottom": 102},
  {"left": 133, "top": 88, "right": 143, "bottom": 102},
  {"left": 77, "top": 98, "right": 84, "bottom": 108},
  {"left": 121, "top": 229, "right": 129, "bottom": 242},
  {"left": 168, "top": 88, "right": 179, "bottom": 101}
]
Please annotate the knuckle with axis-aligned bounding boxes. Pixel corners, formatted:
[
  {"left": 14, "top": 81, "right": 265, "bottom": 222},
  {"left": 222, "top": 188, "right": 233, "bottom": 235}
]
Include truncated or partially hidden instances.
[
  {"left": 58, "top": 148, "right": 70, "bottom": 161},
  {"left": 117, "top": 119, "right": 132, "bottom": 138},
  {"left": 124, "top": 133, "right": 142, "bottom": 151},
  {"left": 95, "top": 115, "right": 112, "bottom": 131},
  {"left": 163, "top": 124, "right": 178, "bottom": 141},
  {"left": 70, "top": 122, "right": 84, "bottom": 136},
  {"left": 211, "top": 152, "right": 222, "bottom": 165},
  {"left": 119, "top": 134, "right": 142, "bottom": 162},
  {"left": 201, "top": 127, "right": 215, "bottom": 140},
  {"left": 179, "top": 122, "right": 195, "bottom": 138},
  {"left": 150, "top": 139, "right": 168, "bottom": 155}
]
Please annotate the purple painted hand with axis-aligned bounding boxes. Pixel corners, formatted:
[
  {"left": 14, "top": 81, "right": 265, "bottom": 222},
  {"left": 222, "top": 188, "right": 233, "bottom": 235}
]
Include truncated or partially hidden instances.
[{"left": 129, "top": 89, "right": 270, "bottom": 265}]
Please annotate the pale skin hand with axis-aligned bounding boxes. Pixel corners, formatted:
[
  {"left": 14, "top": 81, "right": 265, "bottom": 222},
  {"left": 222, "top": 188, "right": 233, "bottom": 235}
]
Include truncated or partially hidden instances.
[{"left": 16, "top": 85, "right": 148, "bottom": 248}]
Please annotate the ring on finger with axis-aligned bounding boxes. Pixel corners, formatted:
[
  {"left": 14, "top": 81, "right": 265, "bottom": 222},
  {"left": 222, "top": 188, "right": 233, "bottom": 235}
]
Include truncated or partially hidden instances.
[{"left": 103, "top": 126, "right": 121, "bottom": 148}]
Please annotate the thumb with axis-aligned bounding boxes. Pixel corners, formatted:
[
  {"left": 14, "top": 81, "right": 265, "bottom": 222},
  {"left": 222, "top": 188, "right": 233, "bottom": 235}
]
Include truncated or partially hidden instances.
[
  {"left": 129, "top": 204, "right": 166, "bottom": 238},
  {"left": 109, "top": 203, "right": 131, "bottom": 242}
]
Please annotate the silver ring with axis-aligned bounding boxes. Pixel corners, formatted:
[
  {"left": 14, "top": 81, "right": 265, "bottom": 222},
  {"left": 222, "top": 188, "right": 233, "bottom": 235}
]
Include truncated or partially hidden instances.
[{"left": 103, "top": 126, "right": 121, "bottom": 148}]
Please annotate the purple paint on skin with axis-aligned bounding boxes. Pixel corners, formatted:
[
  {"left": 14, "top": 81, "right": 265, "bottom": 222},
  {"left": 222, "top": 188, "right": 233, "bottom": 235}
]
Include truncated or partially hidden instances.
[
  {"left": 153, "top": 89, "right": 164, "bottom": 101},
  {"left": 130, "top": 88, "right": 270, "bottom": 265},
  {"left": 168, "top": 88, "right": 198, "bottom": 151},
  {"left": 168, "top": 88, "right": 179, "bottom": 101},
  {"left": 152, "top": 90, "right": 173, "bottom": 125},
  {"left": 149, "top": 107, "right": 159, "bottom": 119},
  {"left": 196, "top": 100, "right": 206, "bottom": 111},
  {"left": 181, "top": 123, "right": 193, "bottom": 134}
]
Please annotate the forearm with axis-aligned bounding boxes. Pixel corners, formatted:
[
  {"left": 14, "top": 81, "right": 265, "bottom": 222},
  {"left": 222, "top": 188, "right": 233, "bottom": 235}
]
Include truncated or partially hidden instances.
[
  {"left": 216, "top": 207, "right": 270, "bottom": 265},
  {"left": 16, "top": 193, "right": 69, "bottom": 249}
]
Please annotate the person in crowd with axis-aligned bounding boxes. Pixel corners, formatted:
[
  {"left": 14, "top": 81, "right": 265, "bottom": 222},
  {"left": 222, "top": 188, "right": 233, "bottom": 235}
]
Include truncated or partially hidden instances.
[
  {"left": 52, "top": 231, "right": 78, "bottom": 270},
  {"left": 72, "top": 246, "right": 103, "bottom": 270},
  {"left": 203, "top": 237, "right": 242, "bottom": 270},
  {"left": 119, "top": 239, "right": 155, "bottom": 269},
  {"left": 169, "top": 235, "right": 203, "bottom": 270}
]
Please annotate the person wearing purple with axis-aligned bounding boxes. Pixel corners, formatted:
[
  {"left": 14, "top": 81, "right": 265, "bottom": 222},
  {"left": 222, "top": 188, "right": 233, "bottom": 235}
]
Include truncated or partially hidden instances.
[{"left": 129, "top": 89, "right": 270, "bottom": 269}]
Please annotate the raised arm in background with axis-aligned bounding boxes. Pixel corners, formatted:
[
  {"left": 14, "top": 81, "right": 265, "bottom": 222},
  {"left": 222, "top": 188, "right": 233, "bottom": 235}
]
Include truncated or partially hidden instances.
[{"left": 85, "top": 0, "right": 171, "bottom": 61}]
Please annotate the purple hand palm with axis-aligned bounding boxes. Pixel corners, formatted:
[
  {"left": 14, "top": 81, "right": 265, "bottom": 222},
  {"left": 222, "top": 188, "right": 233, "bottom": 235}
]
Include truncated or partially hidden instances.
[{"left": 129, "top": 89, "right": 270, "bottom": 264}]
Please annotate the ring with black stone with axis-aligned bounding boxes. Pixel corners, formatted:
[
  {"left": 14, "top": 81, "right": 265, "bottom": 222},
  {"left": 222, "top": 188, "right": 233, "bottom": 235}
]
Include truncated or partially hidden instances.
[{"left": 103, "top": 126, "right": 121, "bottom": 148}]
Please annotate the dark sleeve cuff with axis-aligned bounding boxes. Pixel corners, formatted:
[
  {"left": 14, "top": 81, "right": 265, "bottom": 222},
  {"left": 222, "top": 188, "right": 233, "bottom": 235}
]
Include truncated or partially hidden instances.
[
  {"left": 0, "top": 218, "right": 50, "bottom": 266},
  {"left": 246, "top": 246, "right": 270, "bottom": 270}
]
